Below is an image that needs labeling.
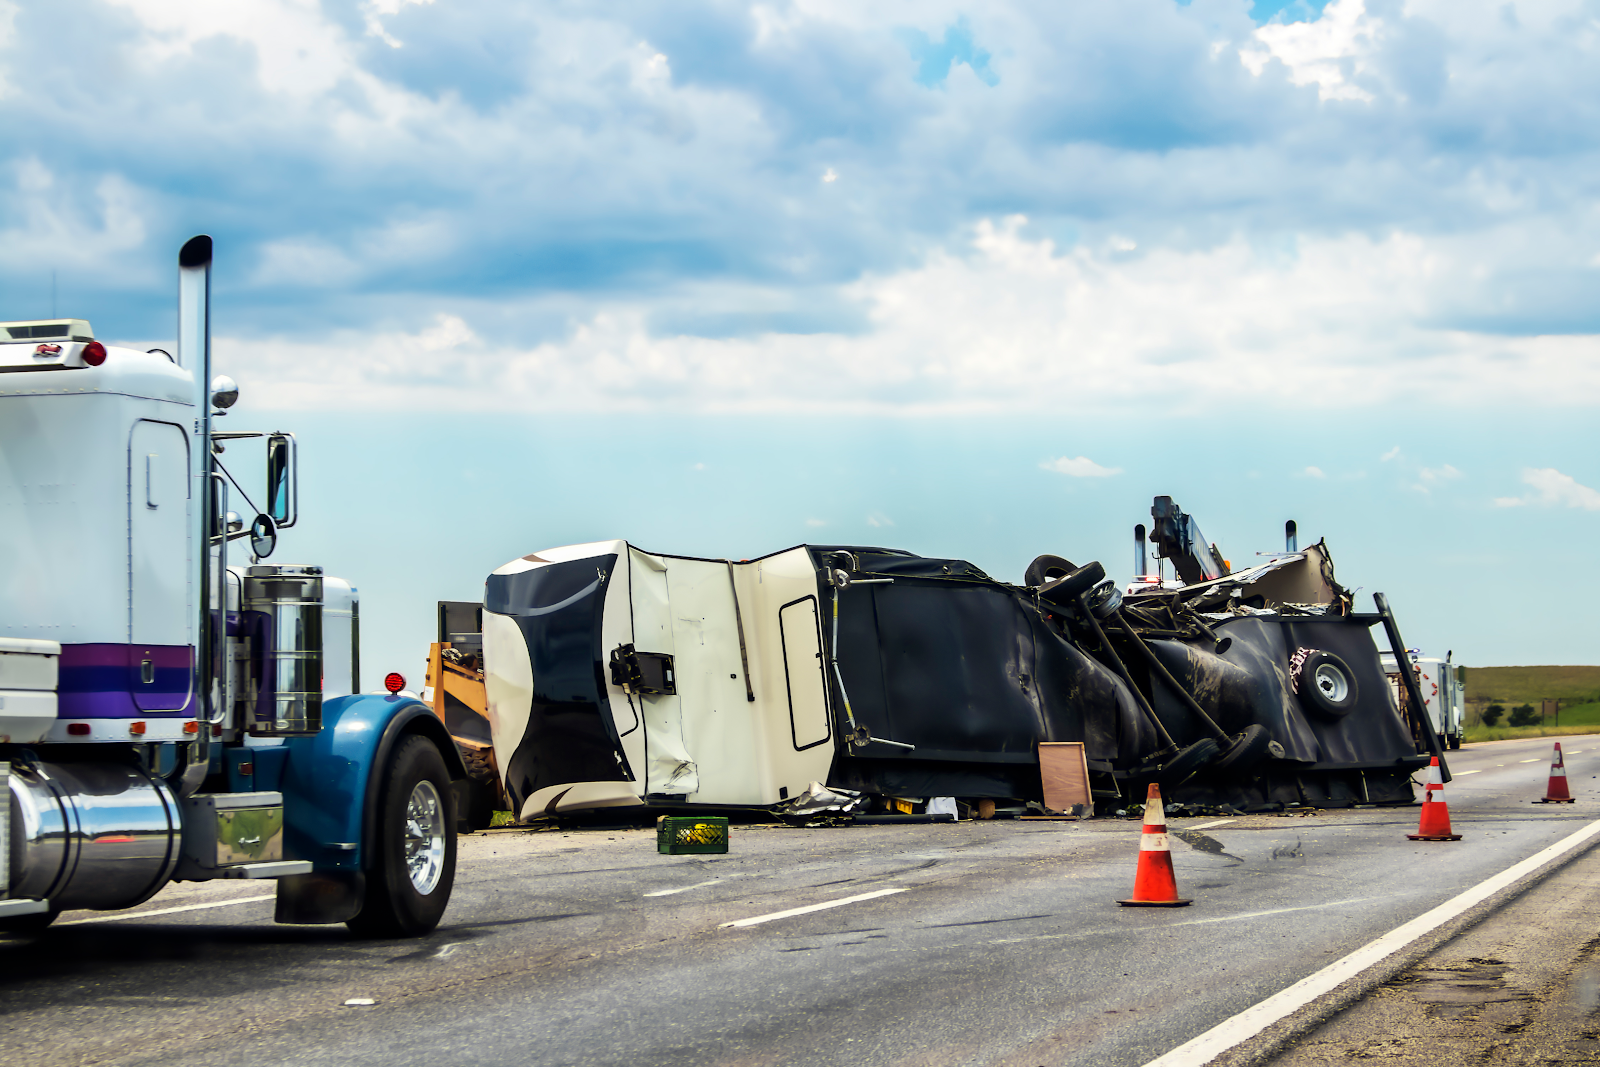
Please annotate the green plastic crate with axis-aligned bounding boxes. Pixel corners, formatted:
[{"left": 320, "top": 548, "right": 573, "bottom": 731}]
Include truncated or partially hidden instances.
[{"left": 657, "top": 815, "right": 729, "bottom": 855}]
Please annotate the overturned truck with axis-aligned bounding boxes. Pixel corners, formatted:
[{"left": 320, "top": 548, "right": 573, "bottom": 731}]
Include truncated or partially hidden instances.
[{"left": 477, "top": 499, "right": 1440, "bottom": 820}]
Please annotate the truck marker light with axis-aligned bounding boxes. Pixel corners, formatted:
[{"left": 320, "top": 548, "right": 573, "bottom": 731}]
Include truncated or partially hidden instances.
[
  {"left": 67, "top": 723, "right": 90, "bottom": 735},
  {"left": 82, "top": 340, "right": 107, "bottom": 366},
  {"left": 183, "top": 720, "right": 199, "bottom": 734},
  {"left": 384, "top": 672, "right": 406, "bottom": 694},
  {"left": 129, "top": 721, "right": 146, "bottom": 735}
]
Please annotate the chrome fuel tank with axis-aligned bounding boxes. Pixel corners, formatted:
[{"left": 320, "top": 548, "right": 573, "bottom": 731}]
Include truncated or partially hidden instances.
[{"left": 7, "top": 759, "right": 181, "bottom": 910}]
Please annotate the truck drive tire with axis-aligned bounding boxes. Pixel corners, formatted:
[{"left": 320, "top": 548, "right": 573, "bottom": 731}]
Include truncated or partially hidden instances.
[{"left": 347, "top": 735, "right": 457, "bottom": 938}]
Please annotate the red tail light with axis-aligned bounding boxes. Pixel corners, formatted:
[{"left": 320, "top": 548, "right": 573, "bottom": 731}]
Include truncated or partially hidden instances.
[
  {"left": 384, "top": 672, "right": 406, "bottom": 694},
  {"left": 82, "top": 340, "right": 107, "bottom": 366}
]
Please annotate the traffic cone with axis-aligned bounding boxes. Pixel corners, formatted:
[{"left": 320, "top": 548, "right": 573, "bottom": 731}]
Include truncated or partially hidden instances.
[
  {"left": 1407, "top": 756, "right": 1462, "bottom": 841},
  {"left": 1536, "top": 742, "right": 1575, "bottom": 804},
  {"left": 1117, "top": 783, "right": 1192, "bottom": 907}
]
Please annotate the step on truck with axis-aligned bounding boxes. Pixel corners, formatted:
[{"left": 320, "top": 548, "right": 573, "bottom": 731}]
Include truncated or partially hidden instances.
[{"left": 0, "top": 236, "right": 464, "bottom": 936}]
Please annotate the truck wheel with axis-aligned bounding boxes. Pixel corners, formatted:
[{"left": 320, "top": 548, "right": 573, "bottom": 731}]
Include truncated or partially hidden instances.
[
  {"left": 1295, "top": 651, "right": 1359, "bottom": 720},
  {"left": 1210, "top": 725, "right": 1276, "bottom": 776},
  {"left": 0, "top": 906, "right": 59, "bottom": 935},
  {"left": 1449, "top": 734, "right": 1461, "bottom": 751},
  {"left": 347, "top": 735, "right": 457, "bottom": 938}
]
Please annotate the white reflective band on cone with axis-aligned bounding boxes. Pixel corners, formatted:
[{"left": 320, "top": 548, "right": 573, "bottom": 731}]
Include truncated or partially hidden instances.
[
  {"left": 1140, "top": 833, "right": 1171, "bottom": 852},
  {"left": 1145, "top": 796, "right": 1166, "bottom": 823},
  {"left": 1425, "top": 764, "right": 1442, "bottom": 786}
]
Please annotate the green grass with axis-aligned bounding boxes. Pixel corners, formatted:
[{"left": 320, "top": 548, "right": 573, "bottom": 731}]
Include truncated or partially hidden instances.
[
  {"left": 1463, "top": 709, "right": 1600, "bottom": 744},
  {"left": 1463, "top": 666, "right": 1600, "bottom": 708}
]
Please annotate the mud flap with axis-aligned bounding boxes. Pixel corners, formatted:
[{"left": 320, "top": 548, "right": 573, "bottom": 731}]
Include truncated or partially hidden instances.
[{"left": 275, "top": 871, "right": 365, "bottom": 925}]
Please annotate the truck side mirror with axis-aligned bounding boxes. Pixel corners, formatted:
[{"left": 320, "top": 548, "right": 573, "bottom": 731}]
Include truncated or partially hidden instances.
[{"left": 266, "top": 433, "right": 298, "bottom": 529}]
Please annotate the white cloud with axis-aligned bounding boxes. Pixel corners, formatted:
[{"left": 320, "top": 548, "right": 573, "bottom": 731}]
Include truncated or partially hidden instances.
[
  {"left": 226, "top": 220, "right": 1600, "bottom": 415},
  {"left": 1300, "top": 466, "right": 1326, "bottom": 479},
  {"left": 1494, "top": 468, "right": 1600, "bottom": 511},
  {"left": 1380, "top": 446, "right": 1401, "bottom": 462},
  {"left": 805, "top": 518, "right": 827, "bottom": 527},
  {"left": 866, "top": 512, "right": 894, "bottom": 527},
  {"left": 1412, "top": 463, "right": 1463, "bottom": 494},
  {"left": 822, "top": 168, "right": 838, "bottom": 183},
  {"left": 1041, "top": 455, "right": 1122, "bottom": 478},
  {"left": 1239, "top": 0, "right": 1380, "bottom": 102}
]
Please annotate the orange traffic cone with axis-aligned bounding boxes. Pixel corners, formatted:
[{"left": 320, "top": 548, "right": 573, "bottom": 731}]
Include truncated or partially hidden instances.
[
  {"left": 1407, "top": 756, "right": 1462, "bottom": 841},
  {"left": 1536, "top": 742, "right": 1575, "bottom": 804},
  {"left": 1117, "top": 784, "right": 1191, "bottom": 907}
]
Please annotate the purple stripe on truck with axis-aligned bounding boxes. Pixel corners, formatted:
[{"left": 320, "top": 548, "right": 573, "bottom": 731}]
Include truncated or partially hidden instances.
[{"left": 57, "top": 643, "right": 195, "bottom": 718}]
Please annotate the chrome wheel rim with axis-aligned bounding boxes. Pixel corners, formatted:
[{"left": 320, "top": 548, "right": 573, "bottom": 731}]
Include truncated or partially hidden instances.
[
  {"left": 1314, "top": 663, "right": 1349, "bottom": 703},
  {"left": 403, "top": 780, "right": 446, "bottom": 895}
]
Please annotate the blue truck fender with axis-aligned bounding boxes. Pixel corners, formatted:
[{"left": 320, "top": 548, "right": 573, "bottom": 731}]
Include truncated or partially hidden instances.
[{"left": 273, "top": 695, "right": 467, "bottom": 924}]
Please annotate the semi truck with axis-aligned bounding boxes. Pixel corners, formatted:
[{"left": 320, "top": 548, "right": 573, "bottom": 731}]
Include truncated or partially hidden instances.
[
  {"left": 0, "top": 236, "right": 463, "bottom": 936},
  {"left": 1381, "top": 650, "right": 1465, "bottom": 751}
]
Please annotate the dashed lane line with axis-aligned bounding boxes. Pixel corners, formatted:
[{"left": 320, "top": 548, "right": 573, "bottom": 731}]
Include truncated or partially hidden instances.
[
  {"left": 719, "top": 887, "right": 907, "bottom": 928},
  {"left": 645, "top": 879, "right": 728, "bottom": 897},
  {"left": 1185, "top": 819, "right": 1236, "bottom": 831}
]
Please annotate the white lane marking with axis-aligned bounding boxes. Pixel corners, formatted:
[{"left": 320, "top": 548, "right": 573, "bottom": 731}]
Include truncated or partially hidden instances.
[
  {"left": 58, "top": 894, "right": 276, "bottom": 926},
  {"left": 719, "top": 887, "right": 907, "bottom": 928},
  {"left": 1569, "top": 750, "right": 1584, "bottom": 755},
  {"left": 1455, "top": 770, "right": 1482, "bottom": 775},
  {"left": 1167, "top": 898, "right": 1377, "bottom": 927},
  {"left": 645, "top": 879, "right": 727, "bottom": 897},
  {"left": 1141, "top": 815, "right": 1600, "bottom": 1067},
  {"left": 1520, "top": 758, "right": 1543, "bottom": 763},
  {"left": 1184, "top": 819, "right": 1236, "bottom": 831}
]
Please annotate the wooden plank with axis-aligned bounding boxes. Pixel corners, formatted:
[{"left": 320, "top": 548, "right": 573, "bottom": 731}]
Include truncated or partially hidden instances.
[{"left": 1038, "top": 741, "right": 1092, "bottom": 816}]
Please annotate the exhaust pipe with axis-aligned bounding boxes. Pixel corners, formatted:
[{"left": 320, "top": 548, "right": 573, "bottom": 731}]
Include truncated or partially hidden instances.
[{"left": 175, "top": 235, "right": 214, "bottom": 796}]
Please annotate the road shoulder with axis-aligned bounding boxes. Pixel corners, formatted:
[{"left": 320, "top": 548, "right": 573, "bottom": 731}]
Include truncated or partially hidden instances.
[{"left": 1259, "top": 842, "right": 1600, "bottom": 1066}]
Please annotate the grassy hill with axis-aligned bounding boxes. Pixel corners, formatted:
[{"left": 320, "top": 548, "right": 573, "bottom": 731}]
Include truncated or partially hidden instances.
[
  {"left": 1461, "top": 666, "right": 1600, "bottom": 708},
  {"left": 1456, "top": 666, "right": 1600, "bottom": 739}
]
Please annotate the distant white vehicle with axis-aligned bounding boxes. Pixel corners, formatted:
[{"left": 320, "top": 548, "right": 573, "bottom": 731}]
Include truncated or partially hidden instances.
[{"left": 1380, "top": 650, "right": 1464, "bottom": 750}]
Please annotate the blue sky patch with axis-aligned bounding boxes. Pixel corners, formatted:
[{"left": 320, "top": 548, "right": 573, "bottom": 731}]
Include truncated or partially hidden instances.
[
  {"left": 1249, "top": 0, "right": 1333, "bottom": 23},
  {"left": 897, "top": 19, "right": 998, "bottom": 87}
]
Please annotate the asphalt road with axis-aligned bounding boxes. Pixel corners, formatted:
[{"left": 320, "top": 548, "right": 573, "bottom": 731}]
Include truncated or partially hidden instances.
[{"left": 4, "top": 734, "right": 1598, "bottom": 1067}]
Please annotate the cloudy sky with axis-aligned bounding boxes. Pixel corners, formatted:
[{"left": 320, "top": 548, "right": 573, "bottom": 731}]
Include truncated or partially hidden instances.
[{"left": 4, "top": 0, "right": 1597, "bottom": 674}]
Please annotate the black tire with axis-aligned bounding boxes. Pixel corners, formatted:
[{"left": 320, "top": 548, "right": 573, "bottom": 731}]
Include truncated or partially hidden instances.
[
  {"left": 0, "top": 906, "right": 59, "bottom": 935},
  {"left": 1039, "top": 561, "right": 1107, "bottom": 605},
  {"left": 347, "top": 735, "right": 457, "bottom": 938},
  {"left": 1025, "top": 554, "right": 1076, "bottom": 587},
  {"left": 1448, "top": 734, "right": 1461, "bottom": 751},
  {"left": 1156, "top": 737, "right": 1221, "bottom": 787},
  {"left": 456, "top": 745, "right": 499, "bottom": 832},
  {"left": 1295, "top": 650, "right": 1359, "bottom": 720},
  {"left": 1210, "top": 724, "right": 1276, "bottom": 777},
  {"left": 456, "top": 776, "right": 497, "bottom": 833}
]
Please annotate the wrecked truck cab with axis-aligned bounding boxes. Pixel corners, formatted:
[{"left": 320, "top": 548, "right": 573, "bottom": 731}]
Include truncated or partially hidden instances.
[{"left": 481, "top": 520, "right": 1434, "bottom": 820}]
